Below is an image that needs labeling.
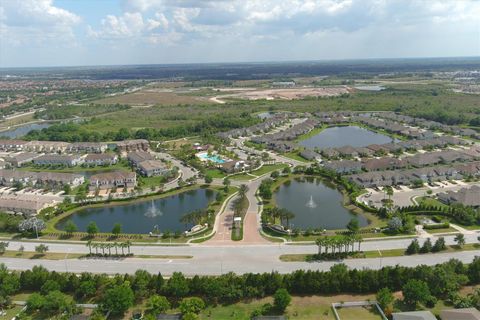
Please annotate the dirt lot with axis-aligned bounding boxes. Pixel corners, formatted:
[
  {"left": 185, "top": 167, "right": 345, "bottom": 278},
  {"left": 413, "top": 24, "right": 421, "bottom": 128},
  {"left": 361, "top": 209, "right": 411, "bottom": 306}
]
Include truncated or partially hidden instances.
[
  {"left": 211, "top": 86, "right": 352, "bottom": 103},
  {"left": 94, "top": 90, "right": 210, "bottom": 106}
]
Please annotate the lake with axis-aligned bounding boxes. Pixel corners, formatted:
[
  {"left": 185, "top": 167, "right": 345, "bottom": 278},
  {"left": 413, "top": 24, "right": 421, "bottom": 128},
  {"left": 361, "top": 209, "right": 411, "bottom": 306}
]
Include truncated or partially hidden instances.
[
  {"left": 56, "top": 188, "right": 217, "bottom": 234},
  {"left": 274, "top": 177, "right": 368, "bottom": 230},
  {"left": 299, "top": 125, "right": 396, "bottom": 149},
  {"left": 0, "top": 122, "right": 52, "bottom": 139}
]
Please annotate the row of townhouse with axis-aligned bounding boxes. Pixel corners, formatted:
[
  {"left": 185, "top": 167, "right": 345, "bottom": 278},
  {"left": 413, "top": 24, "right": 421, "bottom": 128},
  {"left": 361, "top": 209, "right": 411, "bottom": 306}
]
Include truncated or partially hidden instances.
[
  {"left": 217, "top": 113, "right": 290, "bottom": 139},
  {"left": 0, "top": 169, "right": 84, "bottom": 187},
  {"left": 127, "top": 151, "right": 171, "bottom": 177},
  {"left": 0, "top": 139, "right": 149, "bottom": 154},
  {"left": 438, "top": 185, "right": 480, "bottom": 208},
  {"left": 380, "top": 112, "right": 480, "bottom": 140},
  {"left": 4, "top": 152, "right": 118, "bottom": 167},
  {"left": 319, "top": 136, "right": 469, "bottom": 159},
  {"left": 324, "top": 147, "right": 480, "bottom": 174},
  {"left": 0, "top": 195, "right": 58, "bottom": 215},
  {"left": 348, "top": 162, "right": 480, "bottom": 188},
  {"left": 352, "top": 115, "right": 435, "bottom": 139},
  {"left": 89, "top": 171, "right": 137, "bottom": 191},
  {"left": 250, "top": 119, "right": 320, "bottom": 152}
]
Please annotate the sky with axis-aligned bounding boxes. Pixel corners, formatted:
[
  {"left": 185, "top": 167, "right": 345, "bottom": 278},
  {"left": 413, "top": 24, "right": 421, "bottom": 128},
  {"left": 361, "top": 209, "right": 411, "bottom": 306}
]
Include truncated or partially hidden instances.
[{"left": 0, "top": 0, "right": 479, "bottom": 68}]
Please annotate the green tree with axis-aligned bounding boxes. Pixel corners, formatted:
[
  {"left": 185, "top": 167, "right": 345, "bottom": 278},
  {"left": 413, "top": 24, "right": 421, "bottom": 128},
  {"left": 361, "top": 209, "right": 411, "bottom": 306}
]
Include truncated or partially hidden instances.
[
  {"left": 455, "top": 234, "right": 466, "bottom": 247},
  {"left": 376, "top": 288, "right": 394, "bottom": 314},
  {"left": 112, "top": 223, "right": 122, "bottom": 237},
  {"left": 273, "top": 288, "right": 291, "bottom": 313},
  {"left": 179, "top": 297, "right": 205, "bottom": 315},
  {"left": 347, "top": 218, "right": 360, "bottom": 233},
  {"left": 402, "top": 279, "right": 432, "bottom": 308},
  {"left": 100, "top": 282, "right": 134, "bottom": 316},
  {"left": 64, "top": 220, "right": 78, "bottom": 234},
  {"left": 432, "top": 237, "right": 446, "bottom": 252},
  {"left": 204, "top": 175, "right": 213, "bottom": 184},
  {"left": 420, "top": 238, "right": 432, "bottom": 253},
  {"left": 0, "top": 241, "right": 8, "bottom": 254},
  {"left": 87, "top": 221, "right": 99, "bottom": 238},
  {"left": 43, "top": 290, "right": 75, "bottom": 315},
  {"left": 26, "top": 292, "right": 45, "bottom": 311},
  {"left": 145, "top": 295, "right": 171, "bottom": 315},
  {"left": 406, "top": 239, "right": 420, "bottom": 255},
  {"left": 35, "top": 244, "right": 49, "bottom": 255},
  {"left": 164, "top": 272, "right": 189, "bottom": 299}
]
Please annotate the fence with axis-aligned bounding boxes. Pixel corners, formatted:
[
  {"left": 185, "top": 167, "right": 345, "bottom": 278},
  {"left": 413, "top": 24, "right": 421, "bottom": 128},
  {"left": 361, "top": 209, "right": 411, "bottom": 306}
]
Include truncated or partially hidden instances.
[{"left": 331, "top": 300, "right": 388, "bottom": 320}]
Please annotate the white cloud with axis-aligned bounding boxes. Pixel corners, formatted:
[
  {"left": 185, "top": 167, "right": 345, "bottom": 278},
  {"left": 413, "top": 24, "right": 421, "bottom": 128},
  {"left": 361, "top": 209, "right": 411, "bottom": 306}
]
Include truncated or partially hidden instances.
[{"left": 0, "top": 0, "right": 80, "bottom": 47}]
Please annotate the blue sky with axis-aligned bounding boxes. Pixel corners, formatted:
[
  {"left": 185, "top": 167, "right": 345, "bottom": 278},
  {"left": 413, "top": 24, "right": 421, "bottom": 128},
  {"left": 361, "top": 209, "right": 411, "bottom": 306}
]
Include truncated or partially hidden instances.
[{"left": 0, "top": 0, "right": 479, "bottom": 67}]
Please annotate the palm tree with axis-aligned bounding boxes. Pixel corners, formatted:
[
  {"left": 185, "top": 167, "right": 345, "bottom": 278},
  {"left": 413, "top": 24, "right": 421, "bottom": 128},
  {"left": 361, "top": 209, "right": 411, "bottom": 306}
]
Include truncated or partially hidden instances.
[
  {"left": 100, "top": 243, "right": 106, "bottom": 255},
  {"left": 125, "top": 240, "right": 132, "bottom": 255},
  {"left": 86, "top": 240, "right": 92, "bottom": 255},
  {"left": 107, "top": 243, "right": 112, "bottom": 256},
  {"left": 114, "top": 242, "right": 119, "bottom": 255},
  {"left": 315, "top": 238, "right": 324, "bottom": 255},
  {"left": 280, "top": 209, "right": 295, "bottom": 229},
  {"left": 454, "top": 234, "right": 466, "bottom": 247},
  {"left": 120, "top": 242, "right": 125, "bottom": 255},
  {"left": 239, "top": 184, "right": 249, "bottom": 198},
  {"left": 93, "top": 242, "right": 99, "bottom": 255}
]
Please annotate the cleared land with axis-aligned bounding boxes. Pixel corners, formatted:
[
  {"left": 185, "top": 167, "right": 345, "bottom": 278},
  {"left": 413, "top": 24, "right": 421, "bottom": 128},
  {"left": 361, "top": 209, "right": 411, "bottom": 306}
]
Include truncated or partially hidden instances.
[{"left": 94, "top": 90, "right": 211, "bottom": 106}]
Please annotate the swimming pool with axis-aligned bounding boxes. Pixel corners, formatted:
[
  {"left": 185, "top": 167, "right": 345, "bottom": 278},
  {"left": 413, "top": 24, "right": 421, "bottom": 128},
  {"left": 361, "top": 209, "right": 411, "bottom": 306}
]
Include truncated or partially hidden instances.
[{"left": 197, "top": 152, "right": 227, "bottom": 163}]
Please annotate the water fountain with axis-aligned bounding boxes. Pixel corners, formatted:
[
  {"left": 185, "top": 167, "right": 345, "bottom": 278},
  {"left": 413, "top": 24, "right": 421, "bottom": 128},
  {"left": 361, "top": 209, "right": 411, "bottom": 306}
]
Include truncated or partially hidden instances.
[
  {"left": 305, "top": 195, "right": 317, "bottom": 208},
  {"left": 144, "top": 200, "right": 163, "bottom": 218}
]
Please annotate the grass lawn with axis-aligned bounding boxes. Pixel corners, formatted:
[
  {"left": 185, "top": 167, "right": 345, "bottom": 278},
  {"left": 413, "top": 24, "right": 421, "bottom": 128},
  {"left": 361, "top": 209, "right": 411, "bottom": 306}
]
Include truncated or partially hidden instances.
[
  {"left": 280, "top": 243, "right": 480, "bottom": 262},
  {"left": 425, "top": 227, "right": 459, "bottom": 234},
  {"left": 282, "top": 151, "right": 309, "bottom": 163},
  {"left": 1, "top": 305, "right": 24, "bottom": 319},
  {"left": 0, "top": 251, "right": 85, "bottom": 260},
  {"left": 416, "top": 196, "right": 449, "bottom": 209},
  {"left": 250, "top": 164, "right": 288, "bottom": 176},
  {"left": 205, "top": 168, "right": 227, "bottom": 179},
  {"left": 20, "top": 161, "right": 132, "bottom": 174},
  {"left": 336, "top": 306, "right": 384, "bottom": 320},
  {"left": 137, "top": 175, "right": 168, "bottom": 189}
]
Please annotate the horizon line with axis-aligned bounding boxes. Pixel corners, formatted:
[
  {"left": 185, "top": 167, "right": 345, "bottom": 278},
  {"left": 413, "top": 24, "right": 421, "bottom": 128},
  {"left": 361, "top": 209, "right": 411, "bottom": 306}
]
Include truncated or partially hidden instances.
[{"left": 1, "top": 55, "right": 479, "bottom": 70}]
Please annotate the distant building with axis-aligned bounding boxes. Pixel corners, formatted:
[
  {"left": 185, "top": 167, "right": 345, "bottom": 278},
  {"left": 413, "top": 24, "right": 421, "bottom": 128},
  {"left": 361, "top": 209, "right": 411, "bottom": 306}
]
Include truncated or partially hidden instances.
[
  {"left": 0, "top": 139, "right": 27, "bottom": 151},
  {"left": 392, "top": 311, "right": 437, "bottom": 320},
  {"left": 127, "top": 151, "right": 155, "bottom": 166},
  {"left": 89, "top": 171, "right": 136, "bottom": 191},
  {"left": 68, "top": 142, "right": 108, "bottom": 153},
  {"left": 24, "top": 141, "right": 70, "bottom": 153},
  {"left": 116, "top": 139, "right": 149, "bottom": 152},
  {"left": 33, "top": 154, "right": 84, "bottom": 167},
  {"left": 137, "top": 160, "right": 171, "bottom": 177},
  {"left": 220, "top": 160, "right": 250, "bottom": 173},
  {"left": 440, "top": 308, "right": 480, "bottom": 320},
  {"left": 84, "top": 153, "right": 118, "bottom": 166},
  {"left": 437, "top": 185, "right": 480, "bottom": 208},
  {"left": 5, "top": 152, "right": 42, "bottom": 167}
]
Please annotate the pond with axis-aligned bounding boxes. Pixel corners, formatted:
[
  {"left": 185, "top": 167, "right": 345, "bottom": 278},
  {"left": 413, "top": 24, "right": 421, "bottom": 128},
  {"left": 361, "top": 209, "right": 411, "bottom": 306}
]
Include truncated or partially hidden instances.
[
  {"left": 56, "top": 188, "right": 217, "bottom": 234},
  {"left": 0, "top": 122, "right": 53, "bottom": 139},
  {"left": 299, "top": 125, "right": 396, "bottom": 149},
  {"left": 274, "top": 177, "right": 368, "bottom": 230}
]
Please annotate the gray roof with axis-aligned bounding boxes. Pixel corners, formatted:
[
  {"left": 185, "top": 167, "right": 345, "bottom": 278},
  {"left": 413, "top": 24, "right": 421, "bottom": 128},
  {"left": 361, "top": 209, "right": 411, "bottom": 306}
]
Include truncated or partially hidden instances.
[
  {"left": 440, "top": 308, "right": 480, "bottom": 320},
  {"left": 392, "top": 311, "right": 437, "bottom": 320}
]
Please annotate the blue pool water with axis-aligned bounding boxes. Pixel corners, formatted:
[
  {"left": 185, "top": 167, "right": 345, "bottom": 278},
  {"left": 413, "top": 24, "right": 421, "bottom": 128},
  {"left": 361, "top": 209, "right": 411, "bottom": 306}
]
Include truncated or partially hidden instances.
[{"left": 198, "top": 153, "right": 226, "bottom": 163}]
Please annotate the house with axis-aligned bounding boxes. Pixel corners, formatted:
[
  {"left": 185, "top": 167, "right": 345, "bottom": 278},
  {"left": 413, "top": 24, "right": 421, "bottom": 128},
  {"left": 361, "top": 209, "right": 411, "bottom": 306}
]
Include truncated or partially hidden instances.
[
  {"left": 67, "top": 142, "right": 108, "bottom": 153},
  {"left": 355, "top": 147, "right": 375, "bottom": 157},
  {"left": 336, "top": 145, "right": 359, "bottom": 158},
  {"left": 437, "top": 185, "right": 480, "bottom": 208},
  {"left": 33, "top": 154, "right": 84, "bottom": 167},
  {"left": 0, "top": 139, "right": 27, "bottom": 151},
  {"left": 127, "top": 151, "right": 155, "bottom": 166},
  {"left": 220, "top": 160, "right": 249, "bottom": 173},
  {"left": 115, "top": 139, "right": 149, "bottom": 152},
  {"left": 137, "top": 160, "right": 171, "bottom": 177},
  {"left": 363, "top": 157, "right": 406, "bottom": 171},
  {"left": 5, "top": 152, "right": 42, "bottom": 167},
  {"left": 321, "top": 148, "right": 340, "bottom": 159},
  {"left": 392, "top": 311, "right": 437, "bottom": 320},
  {"left": 300, "top": 149, "right": 322, "bottom": 162},
  {"left": 84, "top": 153, "right": 118, "bottom": 166},
  {"left": 0, "top": 170, "right": 84, "bottom": 187},
  {"left": 324, "top": 160, "right": 363, "bottom": 174},
  {"left": 440, "top": 308, "right": 480, "bottom": 320},
  {"left": 0, "top": 195, "right": 58, "bottom": 216},
  {"left": 89, "top": 171, "right": 136, "bottom": 191},
  {"left": 24, "top": 141, "right": 70, "bottom": 153}
]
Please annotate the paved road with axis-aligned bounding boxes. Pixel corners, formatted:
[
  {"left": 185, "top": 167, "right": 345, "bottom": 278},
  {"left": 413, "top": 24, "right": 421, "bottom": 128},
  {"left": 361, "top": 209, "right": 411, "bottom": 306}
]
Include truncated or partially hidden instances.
[{"left": 2, "top": 232, "right": 479, "bottom": 275}]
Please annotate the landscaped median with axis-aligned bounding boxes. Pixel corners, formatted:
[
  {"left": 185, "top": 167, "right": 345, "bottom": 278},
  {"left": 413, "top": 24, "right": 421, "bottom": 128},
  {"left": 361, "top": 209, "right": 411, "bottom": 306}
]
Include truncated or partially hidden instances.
[
  {"left": 0, "top": 250, "right": 193, "bottom": 260},
  {"left": 279, "top": 243, "right": 480, "bottom": 262}
]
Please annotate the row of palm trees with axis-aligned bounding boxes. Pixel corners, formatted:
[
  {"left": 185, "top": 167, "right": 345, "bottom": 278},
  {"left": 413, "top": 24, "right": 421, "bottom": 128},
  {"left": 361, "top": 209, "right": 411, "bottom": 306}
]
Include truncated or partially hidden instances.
[
  {"left": 315, "top": 234, "right": 363, "bottom": 257},
  {"left": 263, "top": 207, "right": 296, "bottom": 229},
  {"left": 86, "top": 240, "right": 132, "bottom": 256}
]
